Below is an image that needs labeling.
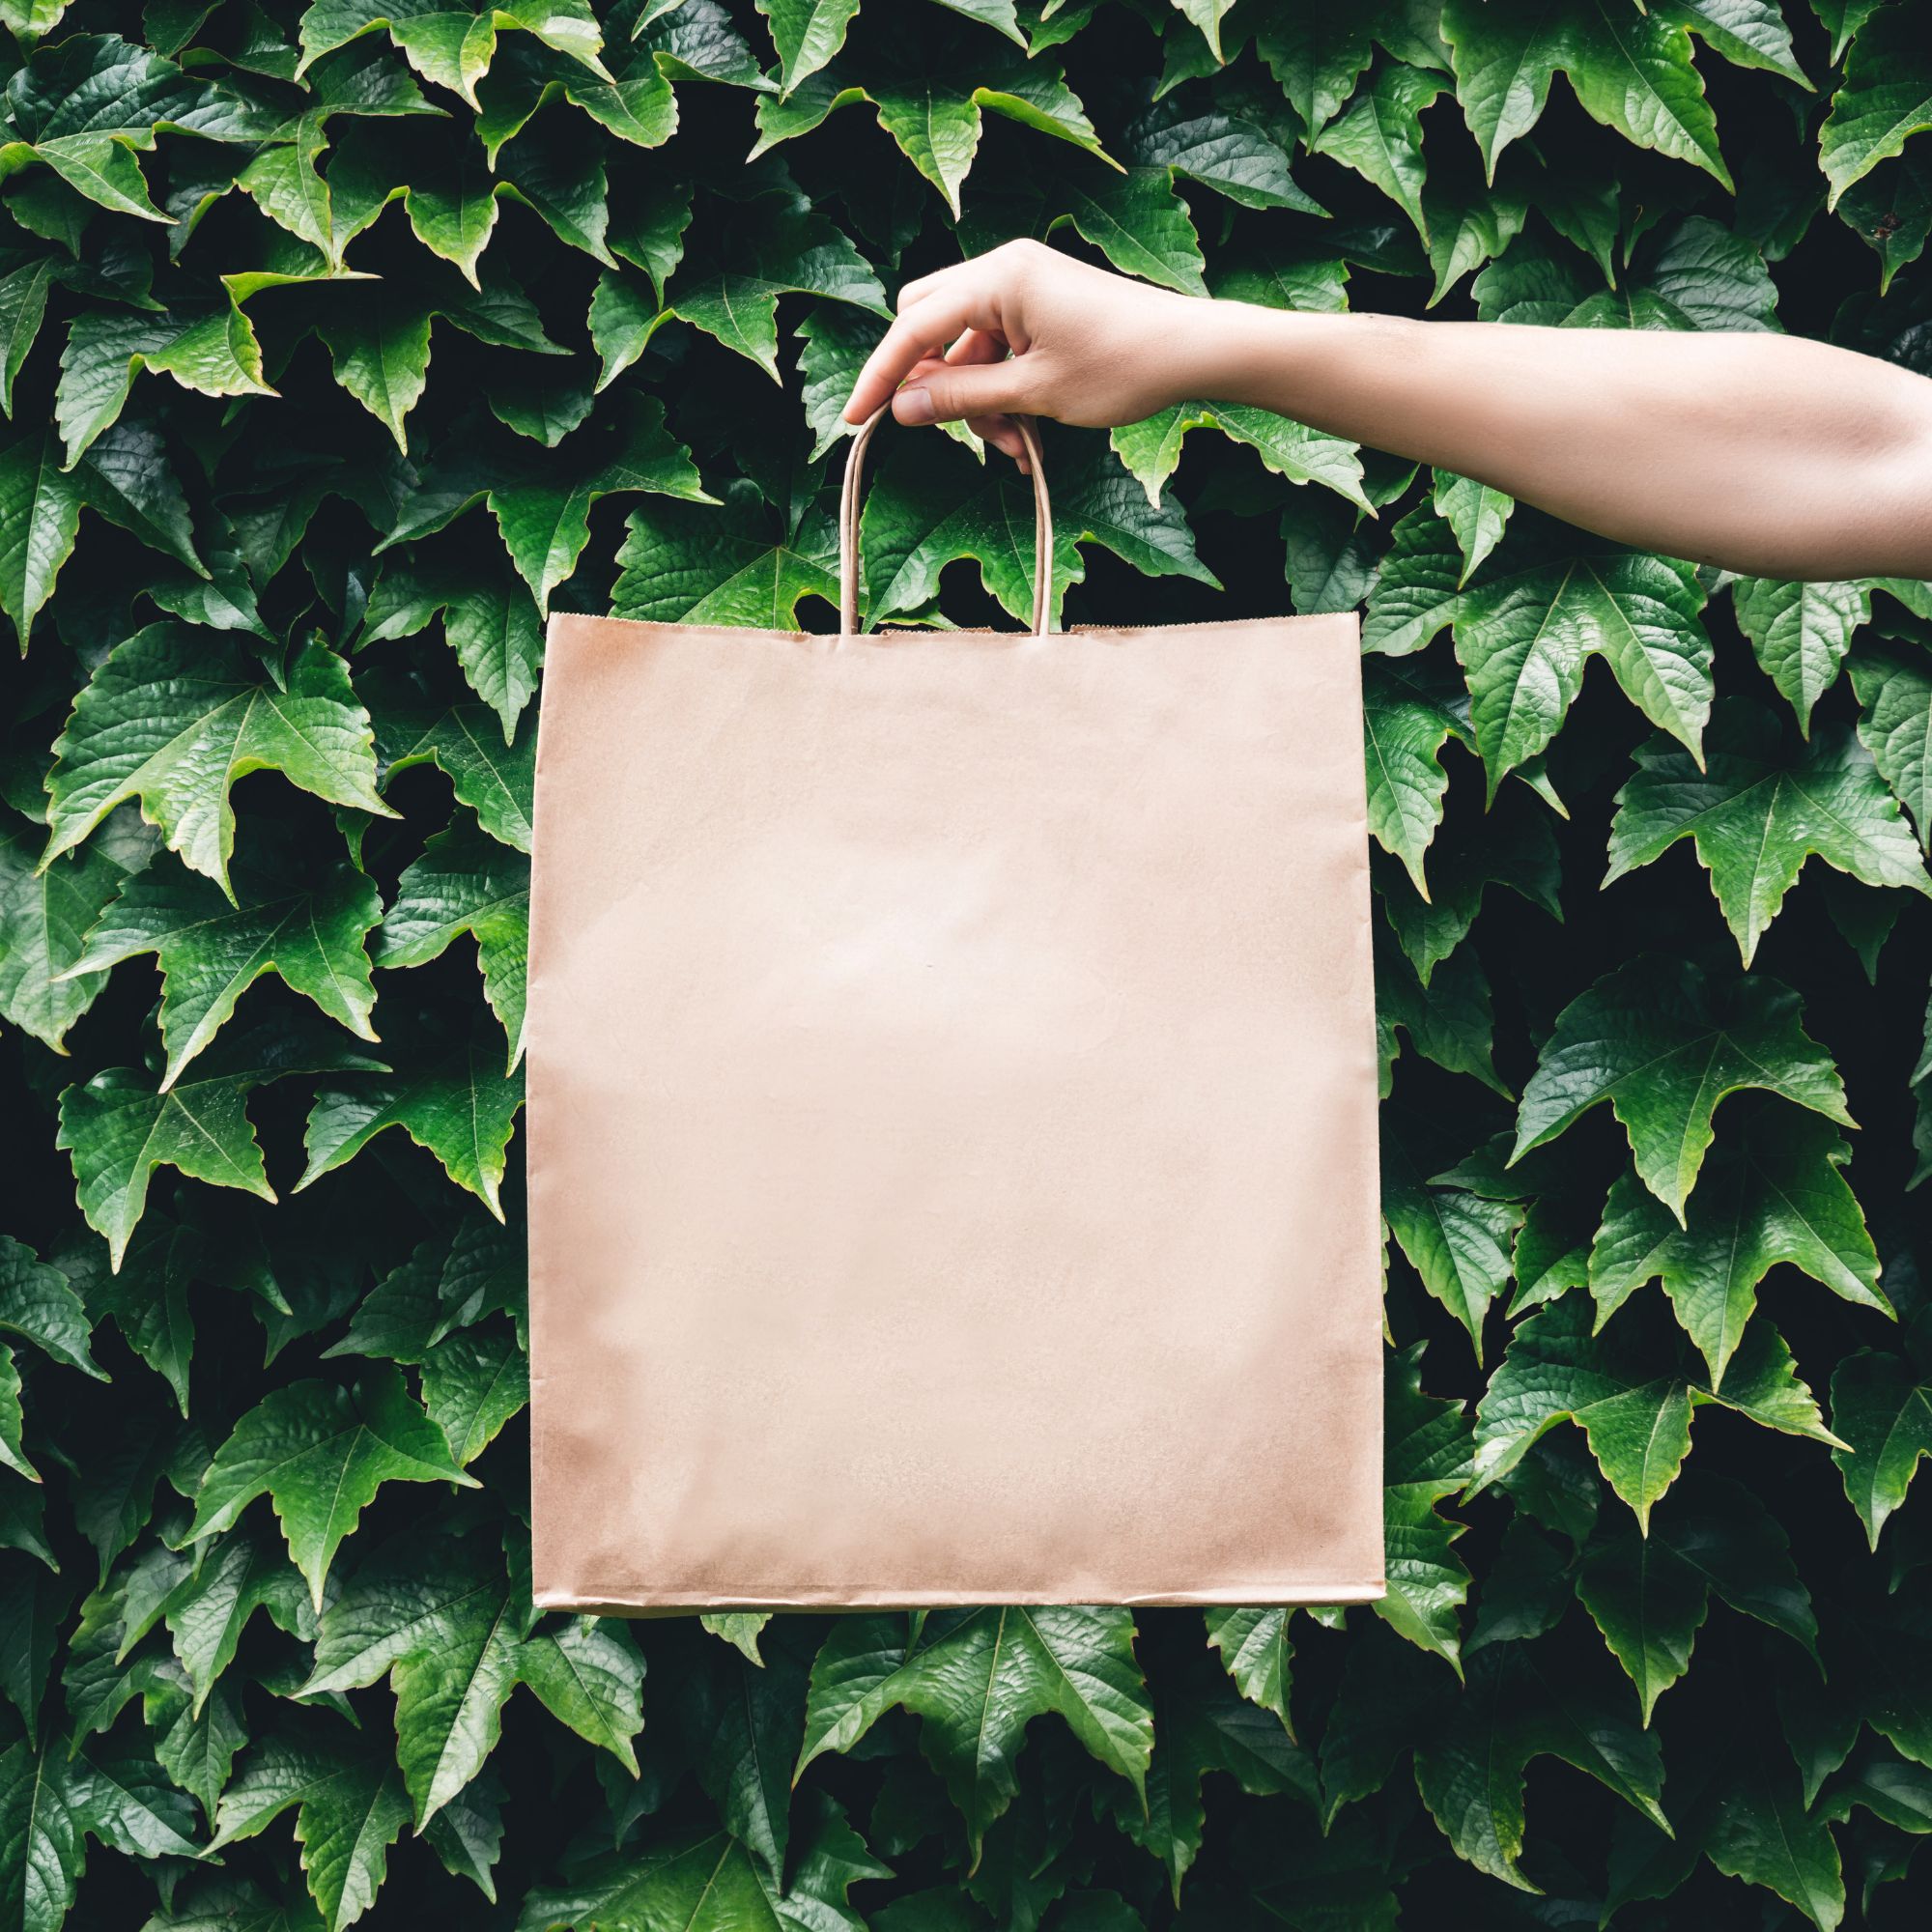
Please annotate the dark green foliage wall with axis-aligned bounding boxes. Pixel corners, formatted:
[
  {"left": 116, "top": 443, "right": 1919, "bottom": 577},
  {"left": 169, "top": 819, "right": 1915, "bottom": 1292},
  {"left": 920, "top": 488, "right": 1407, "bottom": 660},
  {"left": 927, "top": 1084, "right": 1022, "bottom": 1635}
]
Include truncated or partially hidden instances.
[{"left": 1, "top": 0, "right": 1930, "bottom": 1926}]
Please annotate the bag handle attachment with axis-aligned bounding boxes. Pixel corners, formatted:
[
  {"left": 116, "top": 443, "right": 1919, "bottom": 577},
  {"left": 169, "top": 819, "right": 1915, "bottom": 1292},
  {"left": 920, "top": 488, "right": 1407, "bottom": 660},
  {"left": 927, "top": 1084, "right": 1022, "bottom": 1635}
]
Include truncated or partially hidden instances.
[{"left": 838, "top": 401, "right": 1055, "bottom": 638}]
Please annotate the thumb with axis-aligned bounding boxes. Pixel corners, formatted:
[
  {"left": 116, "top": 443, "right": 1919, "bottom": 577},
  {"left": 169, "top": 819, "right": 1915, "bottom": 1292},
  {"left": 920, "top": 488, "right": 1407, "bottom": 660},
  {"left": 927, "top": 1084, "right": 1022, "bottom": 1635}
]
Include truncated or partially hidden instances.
[{"left": 894, "top": 355, "right": 1034, "bottom": 425}]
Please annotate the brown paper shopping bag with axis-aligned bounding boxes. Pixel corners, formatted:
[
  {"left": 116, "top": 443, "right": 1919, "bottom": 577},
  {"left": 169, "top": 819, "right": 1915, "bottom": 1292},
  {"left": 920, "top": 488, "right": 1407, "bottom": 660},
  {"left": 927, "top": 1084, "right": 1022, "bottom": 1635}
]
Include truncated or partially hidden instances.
[{"left": 526, "top": 407, "right": 1382, "bottom": 1612}]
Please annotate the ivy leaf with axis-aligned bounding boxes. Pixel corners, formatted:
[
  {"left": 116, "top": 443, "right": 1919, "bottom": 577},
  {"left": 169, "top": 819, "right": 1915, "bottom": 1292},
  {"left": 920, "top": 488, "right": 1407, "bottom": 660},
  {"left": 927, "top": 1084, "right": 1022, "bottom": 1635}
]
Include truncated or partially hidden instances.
[
  {"left": 374, "top": 818, "right": 527, "bottom": 1069},
  {"left": 1203, "top": 1608, "right": 1295, "bottom": 1735},
  {"left": 419, "top": 1324, "right": 526, "bottom": 1466},
  {"left": 1123, "top": 88, "right": 1323, "bottom": 214},
  {"left": 1513, "top": 954, "right": 1852, "bottom": 1223},
  {"left": 796, "top": 1607, "right": 1154, "bottom": 1857},
  {"left": 0, "top": 425, "right": 82, "bottom": 649},
  {"left": 1470, "top": 1294, "right": 1840, "bottom": 1527},
  {"left": 0, "top": 821, "right": 143, "bottom": 1053},
  {"left": 611, "top": 490, "right": 838, "bottom": 629},
  {"left": 1360, "top": 653, "right": 1471, "bottom": 897},
  {"left": 314, "top": 290, "right": 434, "bottom": 452},
  {"left": 1383, "top": 1123, "right": 1523, "bottom": 1363},
  {"left": 1413, "top": 1637, "right": 1669, "bottom": 1890},
  {"left": 1310, "top": 64, "right": 1443, "bottom": 240},
  {"left": 0, "top": 1236, "right": 101, "bottom": 1379},
  {"left": 57, "top": 1019, "right": 384, "bottom": 1268},
  {"left": 368, "top": 683, "right": 536, "bottom": 852},
  {"left": 597, "top": 199, "right": 887, "bottom": 385},
  {"left": 1110, "top": 402, "right": 1368, "bottom": 513},
  {"left": 42, "top": 629, "right": 394, "bottom": 897},
  {"left": 1432, "top": 470, "right": 1513, "bottom": 585},
  {"left": 1819, "top": 5, "right": 1932, "bottom": 207},
  {"left": 518, "top": 1792, "right": 884, "bottom": 1932},
  {"left": 1097, "top": 1657, "right": 1313, "bottom": 1904},
  {"left": 1731, "top": 578, "right": 1868, "bottom": 734},
  {"left": 1378, "top": 1343, "right": 1476, "bottom": 1669},
  {"left": 66, "top": 853, "right": 382, "bottom": 1088},
  {"left": 163, "top": 1527, "right": 311, "bottom": 1715},
  {"left": 1440, "top": 0, "right": 1728, "bottom": 187},
  {"left": 0, "top": 1738, "right": 85, "bottom": 1932},
  {"left": 208, "top": 1718, "right": 412, "bottom": 1932},
  {"left": 515, "top": 1614, "right": 645, "bottom": 1772},
  {"left": 1830, "top": 1347, "right": 1932, "bottom": 1548},
  {"left": 1377, "top": 930, "right": 1508, "bottom": 1097},
  {"left": 752, "top": 54, "right": 1112, "bottom": 217},
  {"left": 1850, "top": 642, "right": 1932, "bottom": 849},
  {"left": 57, "top": 297, "right": 277, "bottom": 470},
  {"left": 1588, "top": 1111, "right": 1887, "bottom": 1388},
  {"left": 187, "top": 1363, "right": 477, "bottom": 1609},
  {"left": 485, "top": 396, "right": 714, "bottom": 614},
  {"left": 756, "top": 0, "right": 862, "bottom": 98},
  {"left": 1605, "top": 701, "right": 1932, "bottom": 967},
  {"left": 852, "top": 437, "right": 1085, "bottom": 630},
  {"left": 298, "top": 1027, "right": 525, "bottom": 1217},
  {"left": 1378, "top": 788, "right": 1561, "bottom": 985},
  {"left": 1577, "top": 1471, "right": 1815, "bottom": 1723}
]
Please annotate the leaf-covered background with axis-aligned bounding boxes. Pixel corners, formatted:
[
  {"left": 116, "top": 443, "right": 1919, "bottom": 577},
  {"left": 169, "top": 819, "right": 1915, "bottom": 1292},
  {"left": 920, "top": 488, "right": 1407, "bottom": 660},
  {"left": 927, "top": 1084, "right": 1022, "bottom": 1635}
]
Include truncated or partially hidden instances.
[{"left": 2, "top": 0, "right": 1931, "bottom": 1926}]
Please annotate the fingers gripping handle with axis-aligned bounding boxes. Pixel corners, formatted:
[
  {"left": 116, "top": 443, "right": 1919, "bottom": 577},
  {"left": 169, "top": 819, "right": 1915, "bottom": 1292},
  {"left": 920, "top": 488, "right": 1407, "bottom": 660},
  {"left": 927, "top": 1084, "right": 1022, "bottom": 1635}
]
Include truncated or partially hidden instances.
[{"left": 838, "top": 402, "right": 1054, "bottom": 638}]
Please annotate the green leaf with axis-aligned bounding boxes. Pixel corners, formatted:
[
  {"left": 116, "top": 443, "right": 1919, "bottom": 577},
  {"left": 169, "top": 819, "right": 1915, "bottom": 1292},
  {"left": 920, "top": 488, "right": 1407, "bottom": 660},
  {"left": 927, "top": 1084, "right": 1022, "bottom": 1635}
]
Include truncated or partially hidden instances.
[
  {"left": 796, "top": 1606, "right": 1153, "bottom": 1857},
  {"left": 757, "top": 0, "right": 861, "bottom": 97},
  {"left": 0, "top": 426, "right": 81, "bottom": 649},
  {"left": 1110, "top": 402, "right": 1368, "bottom": 513},
  {"left": 374, "top": 819, "right": 527, "bottom": 1068},
  {"left": 1850, "top": 642, "right": 1932, "bottom": 848},
  {"left": 612, "top": 490, "right": 838, "bottom": 629},
  {"left": 1097, "top": 1657, "right": 1313, "bottom": 1904},
  {"left": 1432, "top": 470, "right": 1514, "bottom": 586},
  {"left": 0, "top": 1738, "right": 85, "bottom": 1932},
  {"left": 298, "top": 1029, "right": 524, "bottom": 1216},
  {"left": 1731, "top": 577, "right": 1869, "bottom": 732},
  {"left": 163, "top": 1527, "right": 311, "bottom": 1714},
  {"left": 752, "top": 55, "right": 1111, "bottom": 217},
  {"left": 58, "top": 1021, "right": 382, "bottom": 1268},
  {"left": 1203, "top": 1607, "right": 1295, "bottom": 1735},
  {"left": 1360, "top": 654, "right": 1471, "bottom": 897},
  {"left": 1310, "top": 64, "right": 1443, "bottom": 240},
  {"left": 1471, "top": 1294, "right": 1840, "bottom": 1526},
  {"left": 314, "top": 291, "right": 434, "bottom": 452},
  {"left": 1703, "top": 1748, "right": 1848, "bottom": 1930},
  {"left": 852, "top": 438, "right": 1081, "bottom": 631},
  {"left": 1588, "top": 1111, "right": 1887, "bottom": 1387},
  {"left": 1123, "top": 89, "right": 1323, "bottom": 214},
  {"left": 518, "top": 1792, "right": 884, "bottom": 1932},
  {"left": 0, "top": 1235, "right": 102, "bottom": 1379},
  {"left": 1830, "top": 1347, "right": 1932, "bottom": 1548},
  {"left": 1513, "top": 954, "right": 1852, "bottom": 1223},
  {"left": 1378, "top": 1344, "right": 1476, "bottom": 1668},
  {"left": 485, "top": 396, "right": 713, "bottom": 613},
  {"left": 209, "top": 1718, "right": 412, "bottom": 1932},
  {"left": 370, "top": 686, "right": 537, "bottom": 851},
  {"left": 1377, "top": 930, "right": 1508, "bottom": 1097},
  {"left": 1605, "top": 700, "right": 1932, "bottom": 967},
  {"left": 1440, "top": 0, "right": 1729, "bottom": 187},
  {"left": 1383, "top": 1124, "right": 1523, "bottom": 1363},
  {"left": 419, "top": 1324, "right": 526, "bottom": 1465},
  {"left": 1578, "top": 1471, "right": 1815, "bottom": 1722},
  {"left": 57, "top": 298, "right": 277, "bottom": 470},
  {"left": 188, "top": 1363, "right": 476, "bottom": 1608},
  {"left": 1820, "top": 5, "right": 1932, "bottom": 208},
  {"left": 42, "top": 629, "right": 394, "bottom": 896},
  {"left": 1413, "top": 1638, "right": 1669, "bottom": 1889},
  {"left": 67, "top": 854, "right": 382, "bottom": 1087},
  {"left": 0, "top": 821, "right": 141, "bottom": 1053}
]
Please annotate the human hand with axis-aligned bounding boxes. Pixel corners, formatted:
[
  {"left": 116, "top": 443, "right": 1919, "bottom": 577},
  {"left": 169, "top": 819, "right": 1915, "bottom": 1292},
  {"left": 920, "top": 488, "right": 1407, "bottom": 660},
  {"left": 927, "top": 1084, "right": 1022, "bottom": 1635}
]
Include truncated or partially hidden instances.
[{"left": 841, "top": 240, "right": 1212, "bottom": 469}]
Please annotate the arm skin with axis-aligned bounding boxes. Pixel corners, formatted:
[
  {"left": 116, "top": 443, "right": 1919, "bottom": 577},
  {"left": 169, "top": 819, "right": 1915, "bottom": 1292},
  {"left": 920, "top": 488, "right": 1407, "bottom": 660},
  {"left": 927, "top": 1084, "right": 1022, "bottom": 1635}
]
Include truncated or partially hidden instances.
[{"left": 841, "top": 240, "right": 1932, "bottom": 582}]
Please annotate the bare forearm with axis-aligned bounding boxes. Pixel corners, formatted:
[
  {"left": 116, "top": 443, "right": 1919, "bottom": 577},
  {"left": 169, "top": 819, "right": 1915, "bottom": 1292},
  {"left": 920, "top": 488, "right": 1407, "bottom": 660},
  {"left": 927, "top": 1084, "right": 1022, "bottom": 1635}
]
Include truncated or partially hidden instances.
[{"left": 1181, "top": 305, "right": 1932, "bottom": 580}]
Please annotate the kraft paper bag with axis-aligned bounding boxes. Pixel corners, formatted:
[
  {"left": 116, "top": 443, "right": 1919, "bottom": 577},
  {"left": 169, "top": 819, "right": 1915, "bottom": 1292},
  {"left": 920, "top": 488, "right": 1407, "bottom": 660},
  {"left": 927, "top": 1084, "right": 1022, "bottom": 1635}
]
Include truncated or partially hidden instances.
[{"left": 526, "top": 407, "right": 1382, "bottom": 1612}]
